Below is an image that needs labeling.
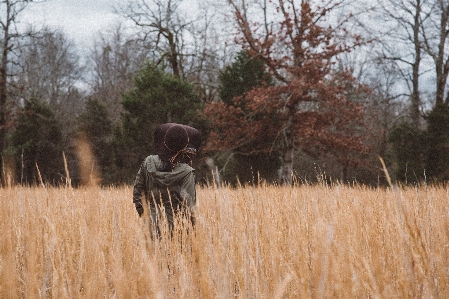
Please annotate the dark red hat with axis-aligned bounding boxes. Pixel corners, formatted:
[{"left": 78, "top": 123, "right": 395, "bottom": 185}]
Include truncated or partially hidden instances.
[{"left": 154, "top": 123, "right": 201, "bottom": 164}]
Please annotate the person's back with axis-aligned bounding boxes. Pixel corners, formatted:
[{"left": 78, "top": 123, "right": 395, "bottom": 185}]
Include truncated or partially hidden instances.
[{"left": 132, "top": 123, "right": 201, "bottom": 235}]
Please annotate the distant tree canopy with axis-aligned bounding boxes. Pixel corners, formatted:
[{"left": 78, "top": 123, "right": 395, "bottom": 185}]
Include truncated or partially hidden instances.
[
  {"left": 12, "top": 98, "right": 63, "bottom": 184},
  {"left": 113, "top": 62, "right": 203, "bottom": 183},
  {"left": 3, "top": 0, "right": 449, "bottom": 187}
]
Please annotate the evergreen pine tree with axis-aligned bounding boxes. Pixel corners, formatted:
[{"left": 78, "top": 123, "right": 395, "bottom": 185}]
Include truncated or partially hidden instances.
[
  {"left": 114, "top": 63, "right": 202, "bottom": 182},
  {"left": 12, "top": 98, "right": 63, "bottom": 184},
  {"left": 424, "top": 104, "right": 449, "bottom": 181},
  {"left": 388, "top": 122, "right": 426, "bottom": 184},
  {"left": 218, "top": 50, "right": 273, "bottom": 105}
]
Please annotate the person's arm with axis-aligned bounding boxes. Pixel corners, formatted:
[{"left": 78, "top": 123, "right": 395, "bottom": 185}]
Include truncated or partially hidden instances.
[
  {"left": 180, "top": 170, "right": 197, "bottom": 224},
  {"left": 133, "top": 161, "right": 147, "bottom": 217}
]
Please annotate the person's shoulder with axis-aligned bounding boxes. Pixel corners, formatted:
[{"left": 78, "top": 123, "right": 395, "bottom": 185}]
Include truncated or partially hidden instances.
[
  {"left": 143, "top": 155, "right": 163, "bottom": 170},
  {"left": 144, "top": 155, "right": 160, "bottom": 162}
]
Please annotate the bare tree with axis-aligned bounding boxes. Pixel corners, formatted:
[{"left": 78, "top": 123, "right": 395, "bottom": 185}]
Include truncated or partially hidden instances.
[
  {"left": 10, "top": 27, "right": 84, "bottom": 136},
  {"left": 0, "top": 0, "right": 41, "bottom": 183},
  {"left": 370, "top": 0, "right": 435, "bottom": 127},
  {"left": 116, "top": 0, "right": 240, "bottom": 105},
  {"left": 117, "top": 0, "right": 196, "bottom": 79},
  {"left": 89, "top": 22, "right": 149, "bottom": 123},
  {"left": 365, "top": 59, "right": 410, "bottom": 161},
  {"left": 14, "top": 27, "right": 82, "bottom": 104},
  {"left": 182, "top": 1, "right": 239, "bottom": 103},
  {"left": 421, "top": 0, "right": 449, "bottom": 106}
]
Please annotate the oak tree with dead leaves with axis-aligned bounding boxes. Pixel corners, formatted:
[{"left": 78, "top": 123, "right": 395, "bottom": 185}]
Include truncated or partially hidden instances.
[{"left": 204, "top": 0, "right": 369, "bottom": 183}]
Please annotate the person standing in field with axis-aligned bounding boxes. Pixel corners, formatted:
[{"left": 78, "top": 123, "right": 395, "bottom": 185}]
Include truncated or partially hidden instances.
[{"left": 132, "top": 123, "right": 201, "bottom": 235}]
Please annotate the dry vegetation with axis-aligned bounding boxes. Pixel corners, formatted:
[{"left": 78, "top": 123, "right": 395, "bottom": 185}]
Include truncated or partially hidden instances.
[{"left": 1, "top": 183, "right": 449, "bottom": 298}]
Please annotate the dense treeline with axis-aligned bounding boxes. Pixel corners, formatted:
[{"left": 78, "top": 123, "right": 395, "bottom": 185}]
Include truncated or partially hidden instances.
[{"left": 1, "top": 0, "right": 449, "bottom": 186}]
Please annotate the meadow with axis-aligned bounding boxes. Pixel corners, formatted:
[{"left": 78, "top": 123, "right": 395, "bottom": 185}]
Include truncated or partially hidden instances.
[{"left": 1, "top": 182, "right": 448, "bottom": 298}]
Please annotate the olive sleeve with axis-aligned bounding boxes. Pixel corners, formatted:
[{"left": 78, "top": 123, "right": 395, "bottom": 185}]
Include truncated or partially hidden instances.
[
  {"left": 133, "top": 160, "right": 147, "bottom": 207},
  {"left": 180, "top": 170, "right": 197, "bottom": 218}
]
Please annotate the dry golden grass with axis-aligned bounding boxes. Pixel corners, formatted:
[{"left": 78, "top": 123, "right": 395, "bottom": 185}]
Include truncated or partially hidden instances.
[{"left": 1, "top": 183, "right": 448, "bottom": 298}]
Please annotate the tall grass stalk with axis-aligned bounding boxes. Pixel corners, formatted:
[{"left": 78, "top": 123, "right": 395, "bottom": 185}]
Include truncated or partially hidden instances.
[{"left": 1, "top": 183, "right": 448, "bottom": 298}]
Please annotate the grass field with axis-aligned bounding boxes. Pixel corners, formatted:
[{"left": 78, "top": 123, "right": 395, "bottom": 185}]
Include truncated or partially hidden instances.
[{"left": 1, "top": 183, "right": 448, "bottom": 298}]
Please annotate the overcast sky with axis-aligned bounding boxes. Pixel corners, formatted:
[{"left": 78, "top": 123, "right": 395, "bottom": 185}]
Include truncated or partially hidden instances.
[
  {"left": 22, "top": 0, "right": 123, "bottom": 50},
  {"left": 20, "top": 0, "right": 203, "bottom": 52}
]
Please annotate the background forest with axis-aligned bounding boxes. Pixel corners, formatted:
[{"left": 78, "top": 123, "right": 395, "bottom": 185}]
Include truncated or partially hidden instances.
[{"left": 1, "top": 0, "right": 449, "bottom": 187}]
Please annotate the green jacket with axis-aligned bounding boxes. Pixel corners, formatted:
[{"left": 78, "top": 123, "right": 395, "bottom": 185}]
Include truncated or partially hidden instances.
[{"left": 133, "top": 155, "right": 197, "bottom": 217}]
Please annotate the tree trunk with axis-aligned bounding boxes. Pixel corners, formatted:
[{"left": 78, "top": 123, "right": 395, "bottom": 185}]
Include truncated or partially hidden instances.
[
  {"left": 0, "top": 76, "right": 5, "bottom": 185},
  {"left": 280, "top": 145, "right": 294, "bottom": 185},
  {"left": 166, "top": 30, "right": 180, "bottom": 79},
  {"left": 0, "top": 3, "right": 10, "bottom": 185},
  {"left": 280, "top": 110, "right": 294, "bottom": 185},
  {"left": 410, "top": 0, "right": 422, "bottom": 127},
  {"left": 435, "top": 3, "right": 449, "bottom": 106}
]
